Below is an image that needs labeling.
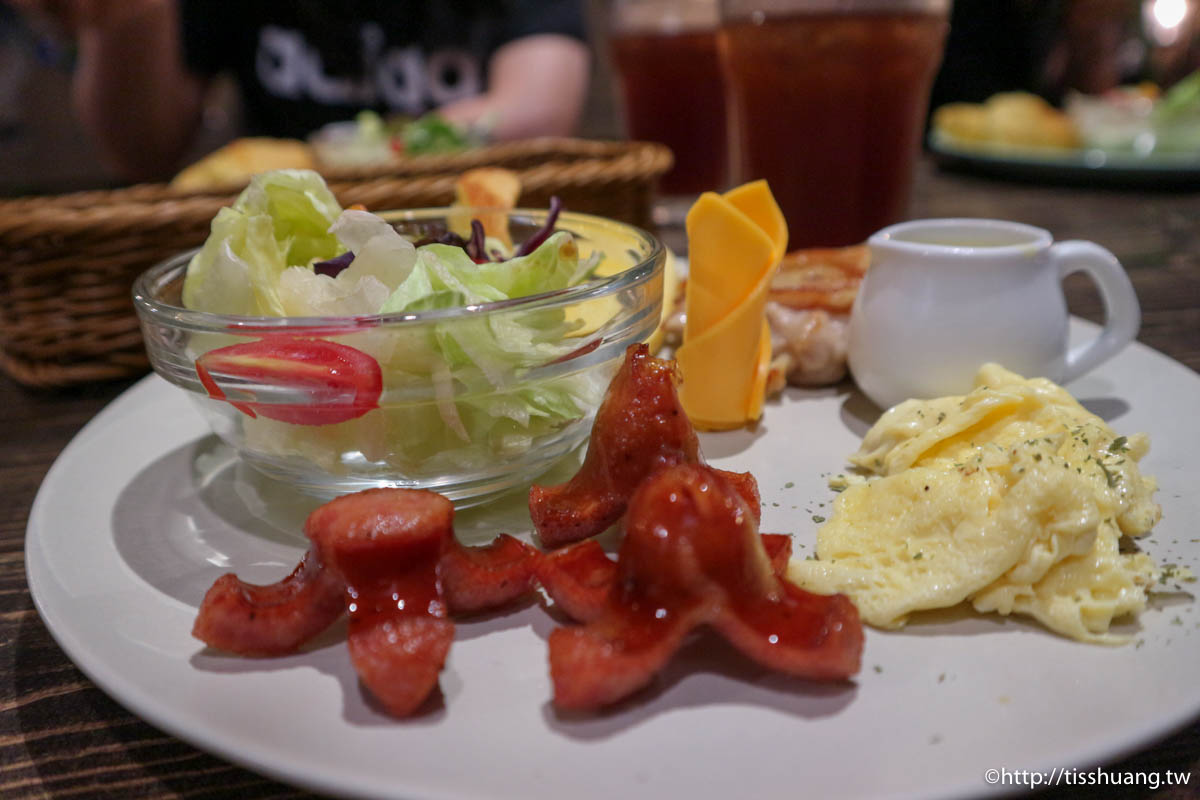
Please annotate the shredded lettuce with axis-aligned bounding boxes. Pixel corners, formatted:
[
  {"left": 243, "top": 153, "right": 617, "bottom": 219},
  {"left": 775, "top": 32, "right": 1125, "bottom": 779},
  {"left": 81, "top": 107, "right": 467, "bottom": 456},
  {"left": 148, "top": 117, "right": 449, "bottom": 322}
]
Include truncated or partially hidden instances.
[{"left": 365, "top": 228, "right": 597, "bottom": 470}]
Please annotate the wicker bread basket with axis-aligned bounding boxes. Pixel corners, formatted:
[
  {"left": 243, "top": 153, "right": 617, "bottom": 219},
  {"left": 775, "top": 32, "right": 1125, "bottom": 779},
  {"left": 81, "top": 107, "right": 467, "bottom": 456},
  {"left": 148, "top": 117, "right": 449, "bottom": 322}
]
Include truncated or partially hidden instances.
[{"left": 0, "top": 138, "right": 671, "bottom": 387}]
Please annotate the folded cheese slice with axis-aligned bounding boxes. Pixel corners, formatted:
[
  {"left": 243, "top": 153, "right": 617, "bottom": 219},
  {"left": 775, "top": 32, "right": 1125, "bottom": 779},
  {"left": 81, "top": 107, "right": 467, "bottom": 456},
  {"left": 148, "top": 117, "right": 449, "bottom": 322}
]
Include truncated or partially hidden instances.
[{"left": 676, "top": 181, "right": 787, "bottom": 430}]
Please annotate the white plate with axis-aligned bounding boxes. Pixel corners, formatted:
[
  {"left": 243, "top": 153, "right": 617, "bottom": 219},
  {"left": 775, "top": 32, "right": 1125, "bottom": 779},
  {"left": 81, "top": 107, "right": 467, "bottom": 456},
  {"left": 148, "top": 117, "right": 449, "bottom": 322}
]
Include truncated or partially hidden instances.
[{"left": 27, "top": 319, "right": 1200, "bottom": 800}]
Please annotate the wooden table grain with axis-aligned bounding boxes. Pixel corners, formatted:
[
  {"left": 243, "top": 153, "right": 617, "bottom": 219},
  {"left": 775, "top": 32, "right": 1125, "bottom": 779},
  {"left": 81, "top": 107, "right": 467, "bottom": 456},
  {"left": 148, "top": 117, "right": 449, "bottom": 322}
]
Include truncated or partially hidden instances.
[{"left": 2, "top": 159, "right": 1198, "bottom": 799}]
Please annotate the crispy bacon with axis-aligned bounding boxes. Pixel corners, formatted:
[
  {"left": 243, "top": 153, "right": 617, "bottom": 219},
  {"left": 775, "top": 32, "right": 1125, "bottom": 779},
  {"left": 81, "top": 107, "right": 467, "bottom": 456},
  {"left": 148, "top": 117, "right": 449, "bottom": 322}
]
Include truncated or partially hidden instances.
[
  {"left": 529, "top": 344, "right": 761, "bottom": 548},
  {"left": 548, "top": 465, "right": 862, "bottom": 710},
  {"left": 439, "top": 534, "right": 541, "bottom": 615}
]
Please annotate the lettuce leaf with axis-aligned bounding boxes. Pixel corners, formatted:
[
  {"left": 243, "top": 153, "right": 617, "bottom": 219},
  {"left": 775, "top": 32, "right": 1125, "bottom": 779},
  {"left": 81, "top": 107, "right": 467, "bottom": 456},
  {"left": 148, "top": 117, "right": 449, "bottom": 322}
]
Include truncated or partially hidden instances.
[{"left": 182, "top": 169, "right": 344, "bottom": 315}]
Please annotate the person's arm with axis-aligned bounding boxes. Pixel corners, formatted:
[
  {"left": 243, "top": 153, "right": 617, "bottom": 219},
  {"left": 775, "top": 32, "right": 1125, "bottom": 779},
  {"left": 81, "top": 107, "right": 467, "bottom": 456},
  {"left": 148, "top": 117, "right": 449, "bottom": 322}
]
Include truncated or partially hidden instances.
[
  {"left": 437, "top": 33, "right": 590, "bottom": 140},
  {"left": 10, "top": 0, "right": 208, "bottom": 181},
  {"left": 73, "top": 0, "right": 208, "bottom": 181}
]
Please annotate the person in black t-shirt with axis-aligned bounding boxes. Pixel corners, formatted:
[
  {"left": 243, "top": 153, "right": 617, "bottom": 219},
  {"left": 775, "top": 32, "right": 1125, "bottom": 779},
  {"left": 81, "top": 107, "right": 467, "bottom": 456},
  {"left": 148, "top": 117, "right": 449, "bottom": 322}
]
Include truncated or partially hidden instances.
[{"left": 8, "top": 0, "right": 590, "bottom": 182}]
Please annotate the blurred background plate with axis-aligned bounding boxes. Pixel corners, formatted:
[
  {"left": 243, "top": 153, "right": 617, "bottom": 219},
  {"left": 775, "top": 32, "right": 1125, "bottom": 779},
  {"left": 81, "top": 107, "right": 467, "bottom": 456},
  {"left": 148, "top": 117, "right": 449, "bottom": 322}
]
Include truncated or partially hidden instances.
[{"left": 928, "top": 133, "right": 1200, "bottom": 189}]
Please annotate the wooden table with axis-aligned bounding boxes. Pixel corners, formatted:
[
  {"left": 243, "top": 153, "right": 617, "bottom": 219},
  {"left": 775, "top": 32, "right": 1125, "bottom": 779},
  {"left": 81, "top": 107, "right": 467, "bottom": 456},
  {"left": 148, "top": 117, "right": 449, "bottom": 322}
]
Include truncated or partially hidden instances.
[{"left": 2, "top": 159, "right": 1198, "bottom": 799}]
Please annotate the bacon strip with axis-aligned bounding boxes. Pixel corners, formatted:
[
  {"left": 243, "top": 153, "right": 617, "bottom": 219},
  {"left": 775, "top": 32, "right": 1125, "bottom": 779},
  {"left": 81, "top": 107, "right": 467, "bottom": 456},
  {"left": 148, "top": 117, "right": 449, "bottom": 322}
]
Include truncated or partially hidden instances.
[
  {"left": 439, "top": 534, "right": 541, "bottom": 615},
  {"left": 548, "top": 465, "right": 862, "bottom": 710},
  {"left": 192, "top": 552, "right": 345, "bottom": 657},
  {"left": 529, "top": 344, "right": 762, "bottom": 548}
]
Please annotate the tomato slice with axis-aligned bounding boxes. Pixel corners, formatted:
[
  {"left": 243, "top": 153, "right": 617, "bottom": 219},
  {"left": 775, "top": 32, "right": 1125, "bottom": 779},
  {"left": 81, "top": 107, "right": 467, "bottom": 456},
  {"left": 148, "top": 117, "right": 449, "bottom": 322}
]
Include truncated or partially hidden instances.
[{"left": 195, "top": 336, "right": 383, "bottom": 426}]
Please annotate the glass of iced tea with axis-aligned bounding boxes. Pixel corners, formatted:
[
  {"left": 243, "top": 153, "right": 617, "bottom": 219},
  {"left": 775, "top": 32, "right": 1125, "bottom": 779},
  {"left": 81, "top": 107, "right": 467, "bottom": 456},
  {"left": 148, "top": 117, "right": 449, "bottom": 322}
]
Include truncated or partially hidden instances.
[
  {"left": 718, "top": 0, "right": 950, "bottom": 248},
  {"left": 609, "top": 0, "right": 729, "bottom": 196}
]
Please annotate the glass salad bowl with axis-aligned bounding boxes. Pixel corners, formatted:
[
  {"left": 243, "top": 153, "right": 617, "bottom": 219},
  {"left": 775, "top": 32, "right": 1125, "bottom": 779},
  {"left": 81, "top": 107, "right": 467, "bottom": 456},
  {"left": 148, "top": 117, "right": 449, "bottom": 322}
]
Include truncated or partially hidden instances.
[{"left": 133, "top": 207, "right": 665, "bottom": 505}]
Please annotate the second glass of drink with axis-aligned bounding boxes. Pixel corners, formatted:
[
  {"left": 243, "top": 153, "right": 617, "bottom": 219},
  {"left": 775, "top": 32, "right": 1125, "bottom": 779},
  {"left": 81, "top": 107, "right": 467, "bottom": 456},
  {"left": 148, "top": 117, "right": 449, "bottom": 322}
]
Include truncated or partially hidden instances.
[
  {"left": 718, "top": 0, "right": 951, "bottom": 248},
  {"left": 609, "top": 0, "right": 729, "bottom": 196}
]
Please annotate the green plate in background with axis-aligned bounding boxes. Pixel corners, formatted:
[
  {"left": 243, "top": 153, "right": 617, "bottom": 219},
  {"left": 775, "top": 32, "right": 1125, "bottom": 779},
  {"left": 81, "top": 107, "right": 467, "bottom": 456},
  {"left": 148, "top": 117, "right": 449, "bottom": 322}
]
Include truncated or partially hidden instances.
[{"left": 928, "top": 132, "right": 1200, "bottom": 189}]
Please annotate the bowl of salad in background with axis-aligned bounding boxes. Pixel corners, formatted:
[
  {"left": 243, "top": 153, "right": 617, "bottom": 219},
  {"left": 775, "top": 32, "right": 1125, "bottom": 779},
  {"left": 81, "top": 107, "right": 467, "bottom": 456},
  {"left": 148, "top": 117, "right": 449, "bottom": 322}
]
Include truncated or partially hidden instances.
[
  {"left": 133, "top": 170, "right": 665, "bottom": 504},
  {"left": 309, "top": 110, "right": 487, "bottom": 168}
]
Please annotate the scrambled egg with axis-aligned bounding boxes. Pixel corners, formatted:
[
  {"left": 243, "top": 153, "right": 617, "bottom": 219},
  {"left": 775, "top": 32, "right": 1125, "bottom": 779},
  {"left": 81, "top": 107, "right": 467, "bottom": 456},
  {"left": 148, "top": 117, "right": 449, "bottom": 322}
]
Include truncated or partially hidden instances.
[{"left": 789, "top": 364, "right": 1163, "bottom": 644}]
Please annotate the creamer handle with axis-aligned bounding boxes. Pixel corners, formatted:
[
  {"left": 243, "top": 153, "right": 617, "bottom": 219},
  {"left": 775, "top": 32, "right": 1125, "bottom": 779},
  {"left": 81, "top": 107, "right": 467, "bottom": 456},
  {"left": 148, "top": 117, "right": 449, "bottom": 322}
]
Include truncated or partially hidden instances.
[{"left": 1053, "top": 240, "right": 1140, "bottom": 383}]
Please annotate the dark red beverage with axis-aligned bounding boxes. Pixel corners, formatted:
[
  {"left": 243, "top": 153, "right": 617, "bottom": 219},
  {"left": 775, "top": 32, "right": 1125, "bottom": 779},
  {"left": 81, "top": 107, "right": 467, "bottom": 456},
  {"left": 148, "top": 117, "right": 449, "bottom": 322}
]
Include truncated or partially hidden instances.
[
  {"left": 610, "top": 29, "right": 729, "bottom": 195},
  {"left": 720, "top": 12, "right": 948, "bottom": 248}
]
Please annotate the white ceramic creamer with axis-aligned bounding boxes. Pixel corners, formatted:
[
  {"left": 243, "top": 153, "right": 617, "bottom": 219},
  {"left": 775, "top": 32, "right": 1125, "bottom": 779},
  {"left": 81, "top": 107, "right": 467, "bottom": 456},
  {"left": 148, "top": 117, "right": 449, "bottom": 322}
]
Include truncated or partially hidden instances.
[{"left": 848, "top": 218, "right": 1140, "bottom": 410}]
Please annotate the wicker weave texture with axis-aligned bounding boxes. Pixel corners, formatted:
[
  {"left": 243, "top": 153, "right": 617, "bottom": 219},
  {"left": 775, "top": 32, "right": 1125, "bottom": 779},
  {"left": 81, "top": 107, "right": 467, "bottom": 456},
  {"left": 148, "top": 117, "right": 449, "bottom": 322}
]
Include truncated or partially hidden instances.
[{"left": 0, "top": 139, "right": 671, "bottom": 387}]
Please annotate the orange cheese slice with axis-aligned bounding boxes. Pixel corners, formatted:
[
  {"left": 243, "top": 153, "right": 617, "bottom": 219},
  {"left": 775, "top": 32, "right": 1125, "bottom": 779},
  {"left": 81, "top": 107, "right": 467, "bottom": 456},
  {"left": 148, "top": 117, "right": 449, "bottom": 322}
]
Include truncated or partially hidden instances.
[
  {"left": 676, "top": 181, "right": 787, "bottom": 430},
  {"left": 725, "top": 180, "right": 788, "bottom": 263},
  {"left": 725, "top": 180, "right": 787, "bottom": 418},
  {"left": 682, "top": 193, "right": 774, "bottom": 335}
]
